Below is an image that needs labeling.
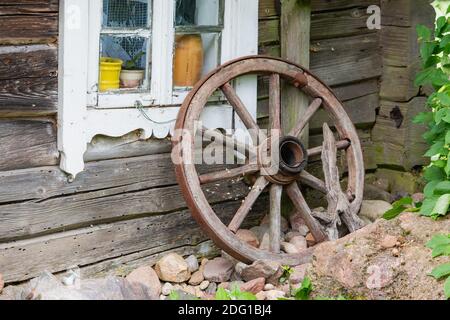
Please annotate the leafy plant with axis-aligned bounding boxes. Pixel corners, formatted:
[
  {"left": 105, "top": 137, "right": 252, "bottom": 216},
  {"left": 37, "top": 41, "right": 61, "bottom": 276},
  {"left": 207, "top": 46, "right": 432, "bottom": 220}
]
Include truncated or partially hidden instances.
[
  {"left": 215, "top": 285, "right": 257, "bottom": 301},
  {"left": 292, "top": 277, "right": 313, "bottom": 300},
  {"left": 123, "top": 51, "right": 145, "bottom": 70},
  {"left": 279, "top": 265, "right": 294, "bottom": 284},
  {"left": 383, "top": 197, "right": 420, "bottom": 220},
  {"left": 414, "top": 3, "right": 450, "bottom": 220},
  {"left": 426, "top": 234, "right": 450, "bottom": 299}
]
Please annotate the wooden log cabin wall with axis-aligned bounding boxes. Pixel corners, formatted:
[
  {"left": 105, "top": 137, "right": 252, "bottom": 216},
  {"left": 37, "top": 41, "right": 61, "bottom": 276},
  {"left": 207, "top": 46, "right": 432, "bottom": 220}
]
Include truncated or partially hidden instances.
[{"left": 0, "top": 0, "right": 435, "bottom": 283}]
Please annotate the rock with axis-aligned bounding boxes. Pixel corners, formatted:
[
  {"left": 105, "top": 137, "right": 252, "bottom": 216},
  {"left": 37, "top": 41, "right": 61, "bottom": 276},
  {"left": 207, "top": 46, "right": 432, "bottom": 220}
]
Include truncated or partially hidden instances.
[
  {"left": 240, "top": 278, "right": 265, "bottom": 294},
  {"left": 306, "top": 233, "right": 316, "bottom": 247},
  {"left": 160, "top": 294, "right": 166, "bottom": 300},
  {"left": 412, "top": 193, "right": 425, "bottom": 204},
  {"left": 235, "top": 262, "right": 248, "bottom": 278},
  {"left": 289, "top": 213, "right": 309, "bottom": 236},
  {"left": 278, "top": 283, "right": 290, "bottom": 295},
  {"left": 259, "top": 233, "right": 271, "bottom": 251},
  {"left": 289, "top": 264, "right": 309, "bottom": 285},
  {"left": 236, "top": 229, "right": 260, "bottom": 248},
  {"left": 182, "top": 285, "right": 196, "bottom": 296},
  {"left": 250, "top": 225, "right": 269, "bottom": 242},
  {"left": 241, "top": 260, "right": 282, "bottom": 285},
  {"left": 264, "top": 283, "right": 275, "bottom": 291},
  {"left": 221, "top": 250, "right": 239, "bottom": 266},
  {"left": 364, "top": 184, "right": 394, "bottom": 203},
  {"left": 289, "top": 236, "right": 308, "bottom": 252},
  {"left": 185, "top": 255, "right": 199, "bottom": 273},
  {"left": 308, "top": 213, "right": 450, "bottom": 300},
  {"left": 255, "top": 291, "right": 267, "bottom": 300},
  {"left": 359, "top": 200, "right": 393, "bottom": 223},
  {"left": 203, "top": 258, "right": 234, "bottom": 283},
  {"left": 380, "top": 235, "right": 399, "bottom": 249},
  {"left": 195, "top": 286, "right": 205, "bottom": 299},
  {"left": 205, "top": 282, "right": 217, "bottom": 295},
  {"left": 281, "top": 242, "right": 300, "bottom": 254},
  {"left": 265, "top": 290, "right": 285, "bottom": 300},
  {"left": 154, "top": 253, "right": 191, "bottom": 283},
  {"left": 201, "top": 258, "right": 209, "bottom": 267},
  {"left": 161, "top": 282, "right": 173, "bottom": 296},
  {"left": 0, "top": 273, "right": 3, "bottom": 294},
  {"left": 261, "top": 215, "right": 289, "bottom": 232},
  {"left": 126, "top": 266, "right": 162, "bottom": 297},
  {"left": 199, "top": 280, "right": 210, "bottom": 291},
  {"left": 218, "top": 282, "right": 230, "bottom": 290},
  {"left": 188, "top": 270, "right": 204, "bottom": 286},
  {"left": 285, "top": 231, "right": 302, "bottom": 242}
]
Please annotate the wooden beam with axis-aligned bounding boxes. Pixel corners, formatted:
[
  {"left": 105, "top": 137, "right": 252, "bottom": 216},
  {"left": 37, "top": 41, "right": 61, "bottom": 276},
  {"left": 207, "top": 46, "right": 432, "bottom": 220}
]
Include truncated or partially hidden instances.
[{"left": 281, "top": 0, "right": 311, "bottom": 144}]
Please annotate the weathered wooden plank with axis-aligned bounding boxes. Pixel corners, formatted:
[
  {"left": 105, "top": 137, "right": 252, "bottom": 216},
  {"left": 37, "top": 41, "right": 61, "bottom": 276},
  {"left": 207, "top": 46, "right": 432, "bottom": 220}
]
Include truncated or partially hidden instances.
[
  {"left": 381, "top": 0, "right": 434, "bottom": 27},
  {"left": 380, "top": 64, "right": 420, "bottom": 102},
  {"left": 310, "top": 34, "right": 381, "bottom": 86},
  {"left": 0, "top": 77, "right": 57, "bottom": 116},
  {"left": 258, "top": 0, "right": 278, "bottom": 18},
  {"left": 381, "top": 25, "right": 419, "bottom": 67},
  {"left": 312, "top": 0, "right": 378, "bottom": 12},
  {"left": 372, "top": 97, "right": 429, "bottom": 170},
  {"left": 0, "top": 118, "right": 59, "bottom": 172},
  {"left": 0, "top": 199, "right": 267, "bottom": 283},
  {"left": 258, "top": 18, "right": 279, "bottom": 45},
  {"left": 281, "top": 0, "right": 311, "bottom": 142},
  {"left": 0, "top": 14, "right": 58, "bottom": 45},
  {"left": 0, "top": 177, "right": 249, "bottom": 242},
  {"left": 311, "top": 7, "right": 376, "bottom": 40},
  {"left": 0, "top": 0, "right": 59, "bottom": 15},
  {"left": 0, "top": 45, "right": 58, "bottom": 80}
]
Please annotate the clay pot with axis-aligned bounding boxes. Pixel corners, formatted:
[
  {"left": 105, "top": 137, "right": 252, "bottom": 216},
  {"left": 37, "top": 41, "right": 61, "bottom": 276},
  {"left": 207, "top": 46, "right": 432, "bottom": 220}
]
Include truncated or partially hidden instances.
[{"left": 120, "top": 69, "right": 145, "bottom": 89}]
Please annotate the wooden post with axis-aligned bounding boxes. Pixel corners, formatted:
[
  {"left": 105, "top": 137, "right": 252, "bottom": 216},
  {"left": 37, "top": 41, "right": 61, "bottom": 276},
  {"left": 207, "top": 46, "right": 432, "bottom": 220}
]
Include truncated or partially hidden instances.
[{"left": 281, "top": 0, "right": 311, "bottom": 145}]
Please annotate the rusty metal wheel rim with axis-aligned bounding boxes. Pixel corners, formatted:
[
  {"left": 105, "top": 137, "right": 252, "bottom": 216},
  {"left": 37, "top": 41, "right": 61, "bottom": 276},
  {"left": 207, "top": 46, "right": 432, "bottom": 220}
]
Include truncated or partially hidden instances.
[{"left": 173, "top": 56, "right": 364, "bottom": 265}]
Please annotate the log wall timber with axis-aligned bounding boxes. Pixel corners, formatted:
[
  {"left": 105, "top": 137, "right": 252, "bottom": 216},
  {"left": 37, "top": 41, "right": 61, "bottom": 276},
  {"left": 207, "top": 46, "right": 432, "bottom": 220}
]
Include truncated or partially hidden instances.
[{"left": 373, "top": 0, "right": 434, "bottom": 171}]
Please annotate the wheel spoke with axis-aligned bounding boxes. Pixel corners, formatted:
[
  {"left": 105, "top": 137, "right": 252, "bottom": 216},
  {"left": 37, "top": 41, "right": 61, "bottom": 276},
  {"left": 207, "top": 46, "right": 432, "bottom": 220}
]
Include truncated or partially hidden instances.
[
  {"left": 269, "top": 74, "right": 281, "bottom": 131},
  {"left": 307, "top": 139, "right": 350, "bottom": 157},
  {"left": 269, "top": 184, "right": 282, "bottom": 253},
  {"left": 286, "top": 182, "right": 328, "bottom": 243},
  {"left": 297, "top": 171, "right": 327, "bottom": 193},
  {"left": 201, "top": 127, "right": 257, "bottom": 159},
  {"left": 221, "top": 83, "right": 260, "bottom": 133},
  {"left": 199, "top": 163, "right": 260, "bottom": 185},
  {"left": 229, "top": 176, "right": 269, "bottom": 233},
  {"left": 288, "top": 98, "right": 323, "bottom": 138}
]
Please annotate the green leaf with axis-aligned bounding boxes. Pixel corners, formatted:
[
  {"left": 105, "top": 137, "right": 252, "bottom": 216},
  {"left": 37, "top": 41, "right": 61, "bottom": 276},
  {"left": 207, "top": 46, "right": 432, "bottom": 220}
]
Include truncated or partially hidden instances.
[
  {"left": 434, "top": 181, "right": 450, "bottom": 195},
  {"left": 427, "top": 234, "right": 450, "bottom": 249},
  {"left": 236, "top": 292, "right": 257, "bottom": 300},
  {"left": 294, "top": 277, "right": 313, "bottom": 300},
  {"left": 215, "top": 287, "right": 231, "bottom": 301},
  {"left": 437, "top": 92, "right": 450, "bottom": 106},
  {"left": 446, "top": 155, "right": 450, "bottom": 176},
  {"left": 444, "top": 277, "right": 450, "bottom": 299},
  {"left": 431, "top": 194, "right": 450, "bottom": 217},
  {"left": 392, "top": 197, "right": 413, "bottom": 207},
  {"left": 425, "top": 180, "right": 440, "bottom": 197},
  {"left": 440, "top": 35, "right": 450, "bottom": 48},
  {"left": 421, "top": 42, "right": 437, "bottom": 64},
  {"left": 430, "top": 263, "right": 450, "bottom": 279},
  {"left": 383, "top": 206, "right": 407, "bottom": 220},
  {"left": 420, "top": 197, "right": 439, "bottom": 216},
  {"left": 417, "top": 24, "right": 432, "bottom": 42},
  {"left": 425, "top": 141, "right": 445, "bottom": 157},
  {"left": 431, "top": 244, "right": 450, "bottom": 258},
  {"left": 424, "top": 166, "right": 446, "bottom": 182},
  {"left": 169, "top": 290, "right": 180, "bottom": 300},
  {"left": 415, "top": 67, "right": 435, "bottom": 86},
  {"left": 414, "top": 112, "right": 433, "bottom": 124},
  {"left": 437, "top": 16, "right": 448, "bottom": 35}
]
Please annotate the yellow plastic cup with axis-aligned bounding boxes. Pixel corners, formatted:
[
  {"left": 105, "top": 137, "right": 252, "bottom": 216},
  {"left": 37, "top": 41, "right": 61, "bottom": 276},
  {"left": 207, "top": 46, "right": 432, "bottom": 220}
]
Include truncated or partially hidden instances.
[{"left": 99, "top": 57, "right": 123, "bottom": 92}]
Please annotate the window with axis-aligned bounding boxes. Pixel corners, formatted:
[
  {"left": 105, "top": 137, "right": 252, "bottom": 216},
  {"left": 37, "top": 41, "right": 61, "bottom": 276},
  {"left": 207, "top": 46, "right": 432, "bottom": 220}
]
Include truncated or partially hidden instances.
[{"left": 59, "top": 0, "right": 258, "bottom": 176}]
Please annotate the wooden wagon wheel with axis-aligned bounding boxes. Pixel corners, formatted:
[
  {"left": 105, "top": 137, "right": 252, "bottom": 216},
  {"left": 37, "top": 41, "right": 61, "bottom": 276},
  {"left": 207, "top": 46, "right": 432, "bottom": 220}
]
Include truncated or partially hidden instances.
[{"left": 173, "top": 56, "right": 365, "bottom": 265}]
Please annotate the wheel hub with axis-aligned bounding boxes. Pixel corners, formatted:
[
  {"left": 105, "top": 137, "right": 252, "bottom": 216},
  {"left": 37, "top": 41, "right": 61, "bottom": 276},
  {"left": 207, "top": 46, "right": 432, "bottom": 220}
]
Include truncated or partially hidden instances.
[{"left": 258, "top": 136, "right": 308, "bottom": 185}]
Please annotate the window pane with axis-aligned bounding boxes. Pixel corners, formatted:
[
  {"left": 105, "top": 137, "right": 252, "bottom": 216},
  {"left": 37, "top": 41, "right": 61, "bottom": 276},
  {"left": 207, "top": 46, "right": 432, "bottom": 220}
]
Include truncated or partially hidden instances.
[
  {"left": 100, "top": 35, "right": 150, "bottom": 91},
  {"left": 103, "top": 0, "right": 150, "bottom": 28},
  {"left": 173, "top": 33, "right": 220, "bottom": 88},
  {"left": 175, "top": 0, "right": 222, "bottom": 27}
]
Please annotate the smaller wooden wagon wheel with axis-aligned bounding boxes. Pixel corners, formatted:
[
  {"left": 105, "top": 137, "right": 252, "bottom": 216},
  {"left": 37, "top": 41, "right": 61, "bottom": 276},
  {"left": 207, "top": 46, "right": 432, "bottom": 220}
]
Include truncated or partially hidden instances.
[{"left": 173, "top": 56, "right": 365, "bottom": 265}]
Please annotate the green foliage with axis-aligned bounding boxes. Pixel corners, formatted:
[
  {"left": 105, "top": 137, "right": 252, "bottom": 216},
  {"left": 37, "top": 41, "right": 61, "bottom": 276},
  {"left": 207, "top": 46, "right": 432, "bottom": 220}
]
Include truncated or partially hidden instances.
[
  {"left": 383, "top": 197, "right": 420, "bottom": 220},
  {"left": 123, "top": 51, "right": 145, "bottom": 70},
  {"left": 292, "top": 277, "right": 313, "bottom": 300},
  {"left": 279, "top": 265, "right": 294, "bottom": 284},
  {"left": 215, "top": 285, "right": 257, "bottom": 301},
  {"left": 427, "top": 234, "right": 450, "bottom": 299},
  {"left": 415, "top": 3, "right": 450, "bottom": 220}
]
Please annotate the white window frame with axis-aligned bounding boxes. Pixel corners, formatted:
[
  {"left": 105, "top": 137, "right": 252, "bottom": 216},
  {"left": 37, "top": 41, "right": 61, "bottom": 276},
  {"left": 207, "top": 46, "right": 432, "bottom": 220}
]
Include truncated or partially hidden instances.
[{"left": 58, "top": 0, "right": 258, "bottom": 177}]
